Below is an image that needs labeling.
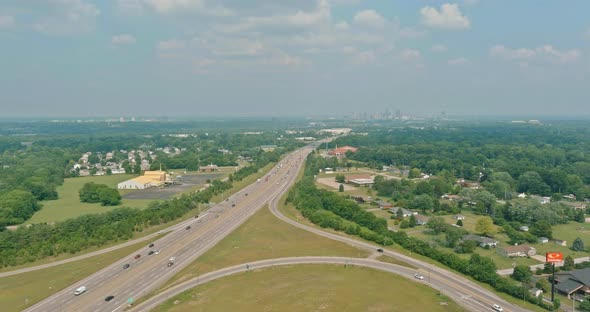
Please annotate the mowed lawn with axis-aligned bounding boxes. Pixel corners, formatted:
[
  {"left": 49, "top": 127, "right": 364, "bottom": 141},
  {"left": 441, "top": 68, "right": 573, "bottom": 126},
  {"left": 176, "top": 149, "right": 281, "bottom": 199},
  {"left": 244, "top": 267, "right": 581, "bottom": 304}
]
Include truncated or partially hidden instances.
[
  {"left": 153, "top": 264, "right": 464, "bottom": 312},
  {"left": 157, "top": 202, "right": 369, "bottom": 292},
  {"left": 28, "top": 174, "right": 152, "bottom": 224},
  {"left": 0, "top": 239, "right": 153, "bottom": 312}
]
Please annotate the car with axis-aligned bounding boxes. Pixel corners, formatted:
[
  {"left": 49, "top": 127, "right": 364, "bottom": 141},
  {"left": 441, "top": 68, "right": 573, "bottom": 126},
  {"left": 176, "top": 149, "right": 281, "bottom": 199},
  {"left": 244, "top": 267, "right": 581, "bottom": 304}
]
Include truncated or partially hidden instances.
[
  {"left": 377, "top": 248, "right": 383, "bottom": 252},
  {"left": 74, "top": 286, "right": 87, "bottom": 296},
  {"left": 167, "top": 262, "right": 174, "bottom": 267},
  {"left": 105, "top": 295, "right": 115, "bottom": 302},
  {"left": 155, "top": 250, "right": 160, "bottom": 255},
  {"left": 148, "top": 243, "right": 154, "bottom": 248},
  {"left": 194, "top": 214, "right": 199, "bottom": 218},
  {"left": 186, "top": 226, "right": 191, "bottom": 230},
  {"left": 123, "top": 263, "right": 130, "bottom": 269},
  {"left": 148, "top": 251, "right": 154, "bottom": 255},
  {"left": 414, "top": 273, "right": 424, "bottom": 280},
  {"left": 231, "top": 203, "right": 235, "bottom": 207},
  {"left": 492, "top": 304, "right": 503, "bottom": 312},
  {"left": 134, "top": 254, "right": 141, "bottom": 259},
  {"left": 245, "top": 193, "right": 248, "bottom": 196}
]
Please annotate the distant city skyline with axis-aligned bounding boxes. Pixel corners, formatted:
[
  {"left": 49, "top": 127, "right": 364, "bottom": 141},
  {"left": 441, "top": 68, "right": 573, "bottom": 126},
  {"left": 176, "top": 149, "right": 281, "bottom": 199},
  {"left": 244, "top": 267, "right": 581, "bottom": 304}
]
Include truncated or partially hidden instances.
[{"left": 0, "top": 1, "right": 589, "bottom": 117}]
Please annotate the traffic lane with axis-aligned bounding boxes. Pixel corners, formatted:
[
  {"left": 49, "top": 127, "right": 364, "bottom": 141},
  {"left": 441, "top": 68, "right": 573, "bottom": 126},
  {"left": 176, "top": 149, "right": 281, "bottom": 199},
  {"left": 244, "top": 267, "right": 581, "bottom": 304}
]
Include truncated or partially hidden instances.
[{"left": 129, "top": 257, "right": 493, "bottom": 312}]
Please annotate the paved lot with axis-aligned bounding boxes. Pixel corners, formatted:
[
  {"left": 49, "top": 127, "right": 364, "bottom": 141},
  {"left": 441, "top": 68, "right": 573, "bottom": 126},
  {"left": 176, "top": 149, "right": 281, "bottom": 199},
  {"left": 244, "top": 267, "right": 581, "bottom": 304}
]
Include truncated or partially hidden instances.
[{"left": 122, "top": 173, "right": 223, "bottom": 200}]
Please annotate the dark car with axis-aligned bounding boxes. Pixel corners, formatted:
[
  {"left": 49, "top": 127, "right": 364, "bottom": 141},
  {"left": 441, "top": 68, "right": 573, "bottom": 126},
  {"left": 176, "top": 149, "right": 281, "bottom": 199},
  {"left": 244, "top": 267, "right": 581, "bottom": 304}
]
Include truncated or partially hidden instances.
[
  {"left": 105, "top": 295, "right": 115, "bottom": 302},
  {"left": 167, "top": 262, "right": 174, "bottom": 267},
  {"left": 123, "top": 263, "right": 130, "bottom": 269},
  {"left": 186, "top": 226, "right": 191, "bottom": 230},
  {"left": 134, "top": 254, "right": 141, "bottom": 259},
  {"left": 231, "top": 203, "right": 235, "bottom": 207},
  {"left": 245, "top": 193, "right": 248, "bottom": 196},
  {"left": 148, "top": 251, "right": 155, "bottom": 255},
  {"left": 377, "top": 248, "right": 384, "bottom": 252},
  {"left": 148, "top": 243, "right": 154, "bottom": 248}
]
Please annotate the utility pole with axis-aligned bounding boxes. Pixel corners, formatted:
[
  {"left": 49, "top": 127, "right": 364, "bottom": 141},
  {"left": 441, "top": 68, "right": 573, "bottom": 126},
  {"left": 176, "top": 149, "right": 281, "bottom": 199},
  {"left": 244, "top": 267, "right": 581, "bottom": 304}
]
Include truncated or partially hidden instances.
[{"left": 551, "top": 263, "right": 556, "bottom": 302}]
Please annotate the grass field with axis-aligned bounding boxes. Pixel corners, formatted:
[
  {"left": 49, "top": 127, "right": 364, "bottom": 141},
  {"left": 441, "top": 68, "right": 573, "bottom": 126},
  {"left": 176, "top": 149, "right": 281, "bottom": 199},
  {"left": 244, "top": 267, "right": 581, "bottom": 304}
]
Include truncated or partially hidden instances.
[
  {"left": 156, "top": 201, "right": 369, "bottom": 293},
  {"left": 0, "top": 238, "right": 155, "bottom": 312},
  {"left": 153, "top": 264, "right": 464, "bottom": 312},
  {"left": 27, "top": 174, "right": 152, "bottom": 224}
]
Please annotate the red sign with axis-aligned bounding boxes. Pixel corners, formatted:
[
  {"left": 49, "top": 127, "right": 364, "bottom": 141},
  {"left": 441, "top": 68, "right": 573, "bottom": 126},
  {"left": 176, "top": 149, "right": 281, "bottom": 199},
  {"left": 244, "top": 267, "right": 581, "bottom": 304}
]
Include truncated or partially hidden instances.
[{"left": 546, "top": 252, "right": 563, "bottom": 263}]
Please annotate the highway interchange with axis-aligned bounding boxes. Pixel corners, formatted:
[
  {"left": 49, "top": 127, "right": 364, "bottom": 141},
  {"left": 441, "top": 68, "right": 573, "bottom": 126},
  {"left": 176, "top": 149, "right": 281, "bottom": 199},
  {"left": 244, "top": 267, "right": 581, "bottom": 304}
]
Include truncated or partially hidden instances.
[{"left": 15, "top": 143, "right": 530, "bottom": 312}]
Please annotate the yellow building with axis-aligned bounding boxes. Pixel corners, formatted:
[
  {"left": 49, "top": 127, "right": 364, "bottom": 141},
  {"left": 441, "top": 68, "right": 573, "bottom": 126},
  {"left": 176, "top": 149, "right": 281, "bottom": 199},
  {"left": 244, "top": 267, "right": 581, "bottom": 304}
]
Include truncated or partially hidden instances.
[{"left": 117, "top": 170, "right": 166, "bottom": 190}]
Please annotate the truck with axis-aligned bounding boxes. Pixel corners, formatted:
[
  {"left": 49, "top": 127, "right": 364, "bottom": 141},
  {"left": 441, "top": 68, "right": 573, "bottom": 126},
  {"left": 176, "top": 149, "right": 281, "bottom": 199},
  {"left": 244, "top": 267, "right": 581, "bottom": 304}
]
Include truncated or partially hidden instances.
[{"left": 74, "top": 286, "right": 87, "bottom": 296}]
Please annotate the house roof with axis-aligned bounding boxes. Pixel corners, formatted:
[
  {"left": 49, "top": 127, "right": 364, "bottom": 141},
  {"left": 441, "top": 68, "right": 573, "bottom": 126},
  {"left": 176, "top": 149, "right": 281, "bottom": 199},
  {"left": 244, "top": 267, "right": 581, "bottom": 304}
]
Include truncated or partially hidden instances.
[
  {"left": 376, "top": 200, "right": 392, "bottom": 206},
  {"left": 557, "top": 268, "right": 590, "bottom": 287},
  {"left": 554, "top": 278, "right": 584, "bottom": 295},
  {"left": 415, "top": 215, "right": 429, "bottom": 223},
  {"left": 500, "top": 245, "right": 535, "bottom": 254}
]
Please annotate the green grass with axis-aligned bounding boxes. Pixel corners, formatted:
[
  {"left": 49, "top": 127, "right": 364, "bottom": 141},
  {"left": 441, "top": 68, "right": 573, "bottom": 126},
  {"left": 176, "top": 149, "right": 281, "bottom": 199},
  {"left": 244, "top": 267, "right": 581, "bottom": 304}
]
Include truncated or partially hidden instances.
[
  {"left": 28, "top": 174, "right": 152, "bottom": 224},
  {"left": 0, "top": 238, "right": 155, "bottom": 312},
  {"left": 153, "top": 264, "right": 464, "bottom": 312},
  {"left": 156, "top": 201, "right": 368, "bottom": 293}
]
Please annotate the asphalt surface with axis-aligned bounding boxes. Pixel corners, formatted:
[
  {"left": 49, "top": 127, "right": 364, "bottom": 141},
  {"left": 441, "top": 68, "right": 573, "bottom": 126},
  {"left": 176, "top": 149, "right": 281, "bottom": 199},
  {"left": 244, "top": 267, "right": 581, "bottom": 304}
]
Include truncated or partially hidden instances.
[{"left": 23, "top": 147, "right": 311, "bottom": 312}]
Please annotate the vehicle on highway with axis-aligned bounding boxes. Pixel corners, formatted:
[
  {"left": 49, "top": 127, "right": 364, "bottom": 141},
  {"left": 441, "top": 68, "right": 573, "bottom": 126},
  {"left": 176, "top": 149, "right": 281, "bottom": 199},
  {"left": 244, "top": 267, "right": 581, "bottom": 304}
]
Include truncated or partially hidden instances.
[
  {"left": 148, "top": 251, "right": 155, "bottom": 255},
  {"left": 167, "top": 262, "right": 174, "bottom": 267},
  {"left": 414, "top": 273, "right": 424, "bottom": 280},
  {"left": 74, "top": 286, "right": 86, "bottom": 296},
  {"left": 186, "top": 226, "right": 191, "bottom": 230},
  {"left": 105, "top": 295, "right": 115, "bottom": 302},
  {"left": 148, "top": 243, "right": 154, "bottom": 248},
  {"left": 169, "top": 256, "right": 176, "bottom": 261},
  {"left": 492, "top": 304, "right": 503, "bottom": 312},
  {"left": 155, "top": 250, "right": 160, "bottom": 255},
  {"left": 377, "top": 248, "right": 383, "bottom": 252},
  {"left": 134, "top": 254, "right": 141, "bottom": 259},
  {"left": 245, "top": 193, "right": 248, "bottom": 196},
  {"left": 194, "top": 214, "right": 199, "bottom": 218},
  {"left": 123, "top": 263, "right": 130, "bottom": 269}
]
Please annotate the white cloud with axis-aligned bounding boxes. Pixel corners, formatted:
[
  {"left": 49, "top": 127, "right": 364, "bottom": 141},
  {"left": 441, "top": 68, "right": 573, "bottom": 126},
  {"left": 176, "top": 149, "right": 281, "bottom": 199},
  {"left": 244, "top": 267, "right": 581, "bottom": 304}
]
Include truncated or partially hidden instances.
[
  {"left": 34, "top": 0, "right": 100, "bottom": 35},
  {"left": 420, "top": 3, "right": 470, "bottom": 30},
  {"left": 0, "top": 15, "right": 15, "bottom": 28},
  {"left": 353, "top": 10, "right": 385, "bottom": 29},
  {"left": 490, "top": 45, "right": 581, "bottom": 64},
  {"left": 145, "top": 0, "right": 204, "bottom": 13},
  {"left": 262, "top": 53, "right": 309, "bottom": 67},
  {"left": 400, "top": 49, "right": 421, "bottom": 61},
  {"left": 158, "top": 39, "right": 185, "bottom": 50},
  {"left": 431, "top": 44, "right": 447, "bottom": 52},
  {"left": 448, "top": 57, "right": 469, "bottom": 66},
  {"left": 112, "top": 34, "right": 136, "bottom": 45},
  {"left": 354, "top": 50, "right": 376, "bottom": 64}
]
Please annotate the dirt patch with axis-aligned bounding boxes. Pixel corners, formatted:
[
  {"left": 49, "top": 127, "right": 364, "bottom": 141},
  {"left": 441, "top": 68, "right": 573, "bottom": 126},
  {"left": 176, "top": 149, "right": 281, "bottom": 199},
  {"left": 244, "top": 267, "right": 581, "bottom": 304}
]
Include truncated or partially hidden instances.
[{"left": 316, "top": 178, "right": 357, "bottom": 191}]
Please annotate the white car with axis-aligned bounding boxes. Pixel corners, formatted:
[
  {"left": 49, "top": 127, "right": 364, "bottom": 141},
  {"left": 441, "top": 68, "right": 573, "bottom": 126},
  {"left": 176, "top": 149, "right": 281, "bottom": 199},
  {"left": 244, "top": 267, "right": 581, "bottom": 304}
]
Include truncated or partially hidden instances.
[
  {"left": 155, "top": 250, "right": 160, "bottom": 255},
  {"left": 492, "top": 304, "right": 503, "bottom": 312},
  {"left": 169, "top": 256, "right": 176, "bottom": 262},
  {"left": 414, "top": 273, "right": 424, "bottom": 280}
]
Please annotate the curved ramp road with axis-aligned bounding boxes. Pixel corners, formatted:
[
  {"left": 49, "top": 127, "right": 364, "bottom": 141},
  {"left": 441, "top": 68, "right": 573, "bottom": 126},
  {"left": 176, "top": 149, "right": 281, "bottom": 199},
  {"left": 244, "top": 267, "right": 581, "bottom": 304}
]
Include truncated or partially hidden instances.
[
  {"left": 23, "top": 148, "right": 311, "bottom": 312},
  {"left": 130, "top": 257, "right": 507, "bottom": 312}
]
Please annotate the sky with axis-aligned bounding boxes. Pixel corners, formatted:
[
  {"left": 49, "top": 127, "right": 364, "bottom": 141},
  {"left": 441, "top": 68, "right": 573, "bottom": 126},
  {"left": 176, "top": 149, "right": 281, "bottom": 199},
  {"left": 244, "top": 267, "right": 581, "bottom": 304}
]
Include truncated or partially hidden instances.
[{"left": 0, "top": 0, "right": 589, "bottom": 118}]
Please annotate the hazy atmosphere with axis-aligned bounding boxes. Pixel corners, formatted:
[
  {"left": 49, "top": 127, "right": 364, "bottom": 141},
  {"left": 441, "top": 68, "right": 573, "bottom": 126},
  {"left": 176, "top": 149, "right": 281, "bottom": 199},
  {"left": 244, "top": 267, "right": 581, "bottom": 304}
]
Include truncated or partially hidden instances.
[{"left": 1, "top": 0, "right": 589, "bottom": 117}]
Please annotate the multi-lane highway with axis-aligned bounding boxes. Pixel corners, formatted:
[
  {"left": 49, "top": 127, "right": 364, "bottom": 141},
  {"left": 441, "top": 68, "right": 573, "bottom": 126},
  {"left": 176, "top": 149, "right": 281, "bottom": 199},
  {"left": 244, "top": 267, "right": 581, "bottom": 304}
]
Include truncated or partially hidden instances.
[{"left": 24, "top": 147, "right": 312, "bottom": 312}]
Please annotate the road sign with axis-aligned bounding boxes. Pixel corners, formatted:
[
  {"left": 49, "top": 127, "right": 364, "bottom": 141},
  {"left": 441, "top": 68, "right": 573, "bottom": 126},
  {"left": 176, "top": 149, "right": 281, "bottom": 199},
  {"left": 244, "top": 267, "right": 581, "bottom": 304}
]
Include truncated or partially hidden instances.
[{"left": 546, "top": 252, "right": 563, "bottom": 263}]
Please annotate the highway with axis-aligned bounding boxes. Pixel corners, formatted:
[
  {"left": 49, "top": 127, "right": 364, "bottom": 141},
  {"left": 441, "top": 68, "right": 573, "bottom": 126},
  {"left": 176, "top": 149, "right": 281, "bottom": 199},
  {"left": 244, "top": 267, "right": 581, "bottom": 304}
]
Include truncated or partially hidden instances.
[
  {"left": 129, "top": 256, "right": 508, "bottom": 312},
  {"left": 23, "top": 147, "right": 311, "bottom": 312}
]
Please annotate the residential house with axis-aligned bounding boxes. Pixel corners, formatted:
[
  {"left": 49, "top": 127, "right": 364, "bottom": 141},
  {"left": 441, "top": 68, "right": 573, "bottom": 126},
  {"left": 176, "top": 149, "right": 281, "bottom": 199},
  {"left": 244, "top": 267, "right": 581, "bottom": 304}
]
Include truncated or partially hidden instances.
[
  {"left": 538, "top": 237, "right": 549, "bottom": 244},
  {"left": 349, "top": 178, "right": 374, "bottom": 187},
  {"left": 442, "top": 195, "right": 463, "bottom": 201},
  {"left": 452, "top": 215, "right": 465, "bottom": 220},
  {"left": 530, "top": 195, "right": 551, "bottom": 205},
  {"left": 519, "top": 226, "right": 529, "bottom": 232},
  {"left": 389, "top": 208, "right": 417, "bottom": 218},
  {"left": 559, "top": 201, "right": 587, "bottom": 210},
  {"left": 328, "top": 145, "right": 358, "bottom": 157},
  {"left": 517, "top": 193, "right": 527, "bottom": 199},
  {"left": 376, "top": 200, "right": 393, "bottom": 209},
  {"left": 415, "top": 215, "right": 429, "bottom": 226},
  {"left": 199, "top": 164, "right": 219, "bottom": 172},
  {"left": 462, "top": 234, "right": 498, "bottom": 248},
  {"left": 554, "top": 268, "right": 590, "bottom": 298},
  {"left": 555, "top": 239, "right": 568, "bottom": 247},
  {"left": 497, "top": 245, "right": 536, "bottom": 257}
]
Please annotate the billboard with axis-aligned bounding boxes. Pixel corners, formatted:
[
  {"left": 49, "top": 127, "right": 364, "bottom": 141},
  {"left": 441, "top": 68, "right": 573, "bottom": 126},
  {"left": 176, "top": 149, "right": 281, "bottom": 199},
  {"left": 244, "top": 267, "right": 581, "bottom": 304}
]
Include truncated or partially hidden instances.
[{"left": 546, "top": 252, "right": 563, "bottom": 263}]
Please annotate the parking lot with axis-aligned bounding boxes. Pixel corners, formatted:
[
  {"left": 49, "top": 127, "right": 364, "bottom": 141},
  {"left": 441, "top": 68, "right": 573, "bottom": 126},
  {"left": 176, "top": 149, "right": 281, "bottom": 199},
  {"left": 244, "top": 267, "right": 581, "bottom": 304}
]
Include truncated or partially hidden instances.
[{"left": 122, "top": 173, "right": 223, "bottom": 200}]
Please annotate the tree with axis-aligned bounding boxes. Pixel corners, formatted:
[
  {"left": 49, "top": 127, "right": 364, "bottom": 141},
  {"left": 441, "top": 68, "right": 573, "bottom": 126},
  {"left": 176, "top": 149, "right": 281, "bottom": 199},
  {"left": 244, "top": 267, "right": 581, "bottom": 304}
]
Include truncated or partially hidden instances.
[
  {"left": 98, "top": 188, "right": 121, "bottom": 206},
  {"left": 335, "top": 174, "right": 345, "bottom": 183},
  {"left": 573, "top": 237, "right": 585, "bottom": 251},
  {"left": 396, "top": 208, "right": 404, "bottom": 220},
  {"left": 338, "top": 184, "right": 344, "bottom": 192},
  {"left": 530, "top": 220, "right": 553, "bottom": 239},
  {"left": 409, "top": 168, "right": 421, "bottom": 179},
  {"left": 409, "top": 214, "right": 417, "bottom": 228},
  {"left": 399, "top": 219, "right": 409, "bottom": 229},
  {"left": 456, "top": 219, "right": 463, "bottom": 227},
  {"left": 475, "top": 217, "right": 495, "bottom": 236},
  {"left": 535, "top": 278, "right": 551, "bottom": 294},
  {"left": 576, "top": 210, "right": 586, "bottom": 223},
  {"left": 579, "top": 296, "right": 590, "bottom": 311},
  {"left": 426, "top": 216, "right": 446, "bottom": 234},
  {"left": 564, "top": 255, "right": 575, "bottom": 271},
  {"left": 512, "top": 265, "right": 532, "bottom": 283},
  {"left": 412, "top": 194, "right": 434, "bottom": 213}
]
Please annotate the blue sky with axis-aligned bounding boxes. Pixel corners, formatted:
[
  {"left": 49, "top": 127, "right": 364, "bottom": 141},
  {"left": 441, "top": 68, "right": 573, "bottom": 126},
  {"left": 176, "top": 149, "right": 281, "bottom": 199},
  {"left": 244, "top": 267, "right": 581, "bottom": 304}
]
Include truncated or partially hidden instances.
[{"left": 0, "top": 0, "right": 589, "bottom": 118}]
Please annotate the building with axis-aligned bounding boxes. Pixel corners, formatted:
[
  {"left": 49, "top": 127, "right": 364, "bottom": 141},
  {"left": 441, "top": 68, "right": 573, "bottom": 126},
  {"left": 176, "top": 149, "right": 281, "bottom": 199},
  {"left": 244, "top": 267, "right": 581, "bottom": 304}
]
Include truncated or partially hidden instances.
[
  {"left": 555, "top": 268, "right": 590, "bottom": 298},
  {"left": 375, "top": 200, "right": 393, "bottom": 209},
  {"left": 117, "top": 170, "right": 166, "bottom": 190},
  {"left": 415, "top": 214, "right": 429, "bottom": 226},
  {"left": 259, "top": 145, "right": 277, "bottom": 152},
  {"left": 497, "top": 245, "right": 536, "bottom": 257},
  {"left": 328, "top": 145, "right": 358, "bottom": 157},
  {"left": 559, "top": 201, "right": 587, "bottom": 210},
  {"left": 452, "top": 215, "right": 465, "bottom": 220},
  {"left": 519, "top": 226, "right": 529, "bottom": 232},
  {"left": 462, "top": 234, "right": 498, "bottom": 248},
  {"left": 349, "top": 178, "right": 374, "bottom": 187},
  {"left": 345, "top": 174, "right": 371, "bottom": 183},
  {"left": 555, "top": 239, "right": 568, "bottom": 246},
  {"left": 538, "top": 237, "right": 549, "bottom": 244},
  {"left": 389, "top": 208, "right": 417, "bottom": 218},
  {"left": 199, "top": 164, "right": 219, "bottom": 172}
]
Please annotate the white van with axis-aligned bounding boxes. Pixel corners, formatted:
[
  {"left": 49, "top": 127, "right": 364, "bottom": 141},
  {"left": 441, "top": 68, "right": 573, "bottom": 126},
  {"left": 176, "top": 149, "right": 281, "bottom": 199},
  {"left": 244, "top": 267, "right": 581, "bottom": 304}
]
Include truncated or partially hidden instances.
[{"left": 74, "top": 286, "right": 87, "bottom": 296}]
